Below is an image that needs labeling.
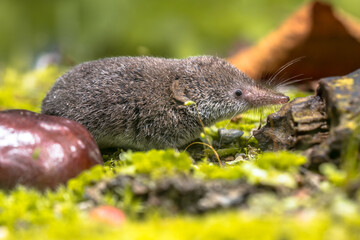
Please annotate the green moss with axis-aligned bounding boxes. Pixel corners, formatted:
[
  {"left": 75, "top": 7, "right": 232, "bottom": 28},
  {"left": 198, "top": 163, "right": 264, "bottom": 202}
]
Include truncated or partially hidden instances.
[
  {"left": 119, "top": 149, "right": 193, "bottom": 178},
  {"left": 256, "top": 151, "right": 307, "bottom": 171},
  {"left": 215, "top": 117, "right": 257, "bottom": 136},
  {"left": 67, "top": 164, "right": 121, "bottom": 196},
  {"left": 5, "top": 206, "right": 360, "bottom": 240},
  {"left": 0, "top": 187, "right": 82, "bottom": 230},
  {"left": 320, "top": 163, "right": 347, "bottom": 186},
  {"left": 194, "top": 151, "right": 306, "bottom": 188},
  {"left": 0, "top": 148, "right": 359, "bottom": 239},
  {"left": 195, "top": 162, "right": 244, "bottom": 179}
]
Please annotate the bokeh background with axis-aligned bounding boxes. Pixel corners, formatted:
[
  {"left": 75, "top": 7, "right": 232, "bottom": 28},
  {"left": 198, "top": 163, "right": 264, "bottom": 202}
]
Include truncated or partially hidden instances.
[
  {"left": 0, "top": 0, "right": 359, "bottom": 111},
  {"left": 0, "top": 0, "right": 359, "bottom": 70}
]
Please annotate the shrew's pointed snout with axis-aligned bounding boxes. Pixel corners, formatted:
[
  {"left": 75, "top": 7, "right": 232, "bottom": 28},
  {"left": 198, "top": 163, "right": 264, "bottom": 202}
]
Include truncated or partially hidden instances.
[
  {"left": 243, "top": 87, "right": 290, "bottom": 107},
  {"left": 279, "top": 95, "right": 290, "bottom": 104},
  {"left": 261, "top": 93, "right": 290, "bottom": 105}
]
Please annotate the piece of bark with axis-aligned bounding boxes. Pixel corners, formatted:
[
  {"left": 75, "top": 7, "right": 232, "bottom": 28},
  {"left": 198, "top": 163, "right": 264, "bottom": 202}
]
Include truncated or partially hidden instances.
[
  {"left": 254, "top": 68, "right": 360, "bottom": 168},
  {"left": 228, "top": 1, "right": 360, "bottom": 88},
  {"left": 254, "top": 95, "right": 329, "bottom": 151},
  {"left": 309, "top": 69, "right": 360, "bottom": 167}
]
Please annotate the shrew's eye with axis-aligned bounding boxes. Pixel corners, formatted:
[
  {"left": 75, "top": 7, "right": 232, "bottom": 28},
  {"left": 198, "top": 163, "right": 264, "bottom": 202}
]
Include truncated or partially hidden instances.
[{"left": 234, "top": 89, "right": 242, "bottom": 97}]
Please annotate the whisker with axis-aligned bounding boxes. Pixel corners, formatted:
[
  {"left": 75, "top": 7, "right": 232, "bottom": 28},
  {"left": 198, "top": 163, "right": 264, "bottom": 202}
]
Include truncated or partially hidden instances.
[
  {"left": 266, "top": 57, "right": 305, "bottom": 86},
  {"left": 278, "top": 74, "right": 304, "bottom": 85},
  {"left": 274, "top": 74, "right": 305, "bottom": 88},
  {"left": 277, "top": 77, "right": 312, "bottom": 88}
]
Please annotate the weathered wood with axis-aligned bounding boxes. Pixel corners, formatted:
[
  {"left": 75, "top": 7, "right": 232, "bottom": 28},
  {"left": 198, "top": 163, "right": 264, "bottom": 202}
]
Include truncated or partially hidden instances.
[
  {"left": 309, "top": 69, "right": 360, "bottom": 166},
  {"left": 254, "top": 68, "right": 360, "bottom": 167},
  {"left": 254, "top": 95, "right": 328, "bottom": 151}
]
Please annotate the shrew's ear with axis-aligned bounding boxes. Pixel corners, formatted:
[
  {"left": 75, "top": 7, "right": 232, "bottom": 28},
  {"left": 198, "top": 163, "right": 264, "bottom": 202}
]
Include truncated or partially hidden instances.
[{"left": 170, "top": 80, "right": 190, "bottom": 103}]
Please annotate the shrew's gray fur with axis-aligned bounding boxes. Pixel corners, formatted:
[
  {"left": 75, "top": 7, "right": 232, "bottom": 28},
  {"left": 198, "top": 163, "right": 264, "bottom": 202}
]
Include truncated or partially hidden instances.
[{"left": 42, "top": 56, "right": 289, "bottom": 150}]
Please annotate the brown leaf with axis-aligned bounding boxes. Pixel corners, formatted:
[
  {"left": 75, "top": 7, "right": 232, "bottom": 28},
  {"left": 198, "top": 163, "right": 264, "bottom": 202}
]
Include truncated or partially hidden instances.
[{"left": 228, "top": 1, "right": 360, "bottom": 89}]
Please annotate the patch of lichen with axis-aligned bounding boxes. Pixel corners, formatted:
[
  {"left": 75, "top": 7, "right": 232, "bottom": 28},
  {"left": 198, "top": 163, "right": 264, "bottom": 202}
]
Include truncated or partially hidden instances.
[{"left": 332, "top": 77, "right": 354, "bottom": 92}]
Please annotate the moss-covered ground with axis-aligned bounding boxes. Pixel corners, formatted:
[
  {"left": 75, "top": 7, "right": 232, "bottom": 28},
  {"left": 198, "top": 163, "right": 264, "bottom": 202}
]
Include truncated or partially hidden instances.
[{"left": 1, "top": 67, "right": 360, "bottom": 239}]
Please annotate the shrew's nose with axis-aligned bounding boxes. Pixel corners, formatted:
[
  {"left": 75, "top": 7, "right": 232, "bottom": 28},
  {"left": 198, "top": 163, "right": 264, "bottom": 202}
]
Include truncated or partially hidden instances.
[{"left": 280, "top": 96, "right": 290, "bottom": 104}]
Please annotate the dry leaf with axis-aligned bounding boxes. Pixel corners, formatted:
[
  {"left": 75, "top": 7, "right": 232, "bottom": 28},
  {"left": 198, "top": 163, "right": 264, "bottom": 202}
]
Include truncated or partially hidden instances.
[{"left": 228, "top": 1, "right": 360, "bottom": 89}]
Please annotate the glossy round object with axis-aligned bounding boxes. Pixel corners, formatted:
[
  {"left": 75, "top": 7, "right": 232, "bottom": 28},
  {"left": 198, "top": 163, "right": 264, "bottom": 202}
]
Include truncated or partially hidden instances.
[{"left": 0, "top": 109, "right": 103, "bottom": 190}]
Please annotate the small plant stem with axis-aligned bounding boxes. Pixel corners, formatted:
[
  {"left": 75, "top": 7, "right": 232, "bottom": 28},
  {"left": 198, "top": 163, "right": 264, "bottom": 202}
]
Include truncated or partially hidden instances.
[
  {"left": 185, "top": 142, "right": 222, "bottom": 167},
  {"left": 192, "top": 104, "right": 212, "bottom": 145}
]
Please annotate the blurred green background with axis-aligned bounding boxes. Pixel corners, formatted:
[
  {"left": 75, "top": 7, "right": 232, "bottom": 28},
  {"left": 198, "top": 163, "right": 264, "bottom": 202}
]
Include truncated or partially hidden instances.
[{"left": 1, "top": 0, "right": 359, "bottom": 70}]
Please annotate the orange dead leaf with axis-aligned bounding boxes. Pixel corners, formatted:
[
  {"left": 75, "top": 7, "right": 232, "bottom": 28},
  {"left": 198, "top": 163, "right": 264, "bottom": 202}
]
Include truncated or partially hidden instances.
[{"left": 228, "top": 1, "right": 360, "bottom": 88}]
